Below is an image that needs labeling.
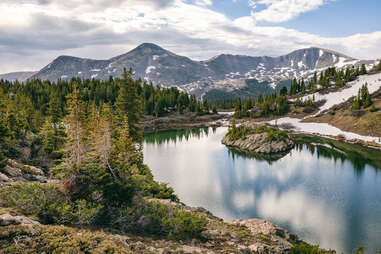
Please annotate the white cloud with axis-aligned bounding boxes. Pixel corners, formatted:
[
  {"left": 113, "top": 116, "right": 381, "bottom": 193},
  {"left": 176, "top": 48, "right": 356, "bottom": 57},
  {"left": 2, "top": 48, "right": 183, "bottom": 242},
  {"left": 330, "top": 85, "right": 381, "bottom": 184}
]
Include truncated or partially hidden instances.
[
  {"left": 195, "top": 0, "right": 213, "bottom": 6},
  {"left": 0, "top": 0, "right": 380, "bottom": 74},
  {"left": 250, "top": 0, "right": 331, "bottom": 23}
]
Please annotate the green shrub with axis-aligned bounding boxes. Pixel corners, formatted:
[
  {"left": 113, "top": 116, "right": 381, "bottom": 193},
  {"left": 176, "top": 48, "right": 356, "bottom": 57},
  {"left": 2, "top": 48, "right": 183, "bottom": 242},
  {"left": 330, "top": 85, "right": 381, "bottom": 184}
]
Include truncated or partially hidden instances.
[
  {"left": 291, "top": 243, "right": 333, "bottom": 254},
  {"left": 255, "top": 125, "right": 289, "bottom": 142},
  {"left": 112, "top": 200, "right": 207, "bottom": 239},
  {"left": 0, "top": 225, "right": 131, "bottom": 254},
  {"left": 0, "top": 183, "right": 102, "bottom": 226}
]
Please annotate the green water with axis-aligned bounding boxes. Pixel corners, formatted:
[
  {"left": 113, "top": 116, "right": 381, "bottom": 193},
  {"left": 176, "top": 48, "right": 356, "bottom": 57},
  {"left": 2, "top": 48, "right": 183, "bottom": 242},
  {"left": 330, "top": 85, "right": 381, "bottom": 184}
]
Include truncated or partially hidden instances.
[{"left": 143, "top": 127, "right": 381, "bottom": 254}]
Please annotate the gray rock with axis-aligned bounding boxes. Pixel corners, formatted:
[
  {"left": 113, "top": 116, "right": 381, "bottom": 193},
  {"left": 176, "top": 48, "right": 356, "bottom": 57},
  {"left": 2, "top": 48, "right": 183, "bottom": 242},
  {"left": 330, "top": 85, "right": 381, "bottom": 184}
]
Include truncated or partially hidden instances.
[
  {"left": 222, "top": 133, "right": 294, "bottom": 155},
  {"left": 0, "top": 214, "right": 40, "bottom": 226}
]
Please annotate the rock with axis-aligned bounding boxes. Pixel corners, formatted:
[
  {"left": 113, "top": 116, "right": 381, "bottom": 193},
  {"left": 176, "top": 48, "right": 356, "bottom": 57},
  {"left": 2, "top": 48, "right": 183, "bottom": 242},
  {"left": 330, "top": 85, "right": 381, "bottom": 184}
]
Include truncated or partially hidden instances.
[
  {"left": 222, "top": 132, "right": 294, "bottom": 155},
  {"left": 232, "top": 218, "right": 300, "bottom": 251},
  {"left": 0, "top": 214, "right": 40, "bottom": 226},
  {"left": 0, "top": 172, "right": 11, "bottom": 182},
  {"left": 137, "top": 216, "right": 152, "bottom": 228},
  {"left": 3, "top": 165, "right": 23, "bottom": 177}
]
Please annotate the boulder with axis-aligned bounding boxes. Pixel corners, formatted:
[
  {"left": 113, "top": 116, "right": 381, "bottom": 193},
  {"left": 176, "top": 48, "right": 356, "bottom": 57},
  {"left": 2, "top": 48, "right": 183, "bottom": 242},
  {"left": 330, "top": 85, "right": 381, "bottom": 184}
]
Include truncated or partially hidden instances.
[
  {"left": 0, "top": 213, "right": 40, "bottom": 226},
  {"left": 222, "top": 133, "right": 294, "bottom": 155}
]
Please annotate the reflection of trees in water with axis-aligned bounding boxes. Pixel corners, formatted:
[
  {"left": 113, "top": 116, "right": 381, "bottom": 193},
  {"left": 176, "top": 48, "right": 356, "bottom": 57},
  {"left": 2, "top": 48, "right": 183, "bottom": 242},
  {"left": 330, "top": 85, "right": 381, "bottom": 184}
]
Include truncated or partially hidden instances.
[
  {"left": 227, "top": 148, "right": 289, "bottom": 164},
  {"left": 144, "top": 127, "right": 213, "bottom": 145},
  {"left": 296, "top": 141, "right": 381, "bottom": 172}
]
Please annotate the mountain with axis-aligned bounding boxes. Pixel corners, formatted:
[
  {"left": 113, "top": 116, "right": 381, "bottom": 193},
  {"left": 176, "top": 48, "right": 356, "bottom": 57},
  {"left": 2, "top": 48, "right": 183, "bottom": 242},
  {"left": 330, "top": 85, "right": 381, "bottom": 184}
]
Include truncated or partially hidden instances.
[
  {"left": 0, "top": 71, "right": 37, "bottom": 82},
  {"left": 30, "top": 43, "right": 376, "bottom": 99}
]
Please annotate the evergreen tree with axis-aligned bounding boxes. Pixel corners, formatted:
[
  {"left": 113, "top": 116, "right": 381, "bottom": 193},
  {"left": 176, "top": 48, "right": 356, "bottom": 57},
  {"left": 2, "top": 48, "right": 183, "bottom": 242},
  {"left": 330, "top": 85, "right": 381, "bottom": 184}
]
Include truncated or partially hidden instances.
[
  {"left": 360, "top": 64, "right": 367, "bottom": 75},
  {"left": 279, "top": 86, "right": 288, "bottom": 96},
  {"left": 116, "top": 68, "right": 143, "bottom": 144},
  {"left": 65, "top": 83, "right": 87, "bottom": 170}
]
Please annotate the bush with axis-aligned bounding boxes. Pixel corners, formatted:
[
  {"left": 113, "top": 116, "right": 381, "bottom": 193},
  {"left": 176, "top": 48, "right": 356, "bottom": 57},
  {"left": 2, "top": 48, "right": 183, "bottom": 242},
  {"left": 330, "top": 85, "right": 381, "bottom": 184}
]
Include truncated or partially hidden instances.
[
  {"left": 255, "top": 125, "right": 290, "bottom": 142},
  {"left": 291, "top": 243, "right": 333, "bottom": 254},
  {"left": 227, "top": 122, "right": 254, "bottom": 141},
  {"left": 0, "top": 225, "right": 131, "bottom": 254},
  {"left": 111, "top": 200, "right": 207, "bottom": 239},
  {"left": 369, "top": 105, "right": 380, "bottom": 112},
  {"left": 0, "top": 183, "right": 103, "bottom": 225}
]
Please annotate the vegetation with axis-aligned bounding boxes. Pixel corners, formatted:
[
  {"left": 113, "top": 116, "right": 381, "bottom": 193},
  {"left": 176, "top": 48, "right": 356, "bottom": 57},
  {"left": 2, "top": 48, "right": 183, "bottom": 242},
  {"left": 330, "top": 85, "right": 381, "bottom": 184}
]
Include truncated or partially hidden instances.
[
  {"left": 233, "top": 92, "right": 290, "bottom": 119},
  {"left": 290, "top": 243, "right": 334, "bottom": 254},
  {"left": 255, "top": 125, "right": 290, "bottom": 142},
  {"left": 0, "top": 225, "right": 132, "bottom": 254},
  {"left": 226, "top": 121, "right": 290, "bottom": 142},
  {"left": 226, "top": 120, "right": 254, "bottom": 141},
  {"left": 0, "top": 68, "right": 208, "bottom": 241},
  {"left": 352, "top": 83, "right": 372, "bottom": 110},
  {"left": 305, "top": 66, "right": 364, "bottom": 93}
]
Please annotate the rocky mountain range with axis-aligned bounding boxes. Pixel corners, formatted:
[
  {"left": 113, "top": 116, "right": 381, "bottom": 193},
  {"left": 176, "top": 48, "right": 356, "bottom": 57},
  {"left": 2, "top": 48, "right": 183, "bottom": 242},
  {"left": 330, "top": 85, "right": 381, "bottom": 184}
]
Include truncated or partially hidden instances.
[
  {"left": 1, "top": 43, "right": 376, "bottom": 99},
  {"left": 0, "top": 71, "right": 37, "bottom": 82}
]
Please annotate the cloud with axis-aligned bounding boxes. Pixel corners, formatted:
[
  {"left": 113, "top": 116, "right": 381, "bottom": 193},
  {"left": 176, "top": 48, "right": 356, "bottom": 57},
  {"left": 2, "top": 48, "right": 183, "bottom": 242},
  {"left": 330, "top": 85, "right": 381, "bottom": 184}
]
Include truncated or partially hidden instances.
[
  {"left": 195, "top": 0, "right": 213, "bottom": 6},
  {"left": 250, "top": 0, "right": 331, "bottom": 23},
  {"left": 0, "top": 0, "right": 380, "bottom": 74}
]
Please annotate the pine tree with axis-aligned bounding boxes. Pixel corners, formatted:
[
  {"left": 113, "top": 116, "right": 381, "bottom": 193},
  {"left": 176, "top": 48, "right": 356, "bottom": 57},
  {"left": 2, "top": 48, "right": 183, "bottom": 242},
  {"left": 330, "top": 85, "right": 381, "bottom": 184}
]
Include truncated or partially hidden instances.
[
  {"left": 212, "top": 104, "right": 217, "bottom": 114},
  {"left": 360, "top": 64, "right": 367, "bottom": 75},
  {"left": 116, "top": 68, "right": 142, "bottom": 144},
  {"left": 111, "top": 116, "right": 143, "bottom": 184},
  {"left": 279, "top": 86, "right": 288, "bottom": 96},
  {"left": 65, "top": 82, "right": 86, "bottom": 170}
]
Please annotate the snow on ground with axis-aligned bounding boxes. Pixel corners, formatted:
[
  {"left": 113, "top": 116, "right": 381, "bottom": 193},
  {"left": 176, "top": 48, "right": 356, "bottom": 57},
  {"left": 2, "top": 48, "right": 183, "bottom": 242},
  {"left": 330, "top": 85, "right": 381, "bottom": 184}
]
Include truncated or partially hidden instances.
[
  {"left": 302, "top": 72, "right": 381, "bottom": 114},
  {"left": 91, "top": 74, "right": 98, "bottom": 79},
  {"left": 91, "top": 69, "right": 101, "bottom": 72},
  {"left": 145, "top": 66, "right": 156, "bottom": 74},
  {"left": 335, "top": 58, "right": 358, "bottom": 69},
  {"left": 218, "top": 111, "right": 235, "bottom": 116},
  {"left": 269, "top": 82, "right": 277, "bottom": 89},
  {"left": 270, "top": 117, "right": 381, "bottom": 144},
  {"left": 153, "top": 55, "right": 160, "bottom": 61},
  {"left": 271, "top": 73, "right": 381, "bottom": 144}
]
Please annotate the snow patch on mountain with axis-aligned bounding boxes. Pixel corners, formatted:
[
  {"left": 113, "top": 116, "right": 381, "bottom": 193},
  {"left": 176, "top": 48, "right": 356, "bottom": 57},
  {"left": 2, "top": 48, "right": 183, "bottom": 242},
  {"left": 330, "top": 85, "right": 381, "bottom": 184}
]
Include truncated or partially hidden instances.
[
  {"left": 145, "top": 66, "right": 156, "bottom": 74},
  {"left": 302, "top": 72, "right": 381, "bottom": 114}
]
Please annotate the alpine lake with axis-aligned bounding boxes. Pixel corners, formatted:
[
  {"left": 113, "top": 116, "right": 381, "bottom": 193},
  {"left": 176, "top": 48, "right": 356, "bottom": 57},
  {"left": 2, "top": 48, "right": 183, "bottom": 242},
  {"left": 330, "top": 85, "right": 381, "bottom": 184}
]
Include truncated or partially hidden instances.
[{"left": 143, "top": 127, "right": 381, "bottom": 254}]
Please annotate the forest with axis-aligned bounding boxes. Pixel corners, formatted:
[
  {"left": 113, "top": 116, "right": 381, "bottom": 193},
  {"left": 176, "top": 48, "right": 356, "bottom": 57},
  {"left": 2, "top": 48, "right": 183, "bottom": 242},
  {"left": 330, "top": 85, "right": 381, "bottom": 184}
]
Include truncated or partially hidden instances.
[{"left": 0, "top": 68, "right": 209, "bottom": 247}]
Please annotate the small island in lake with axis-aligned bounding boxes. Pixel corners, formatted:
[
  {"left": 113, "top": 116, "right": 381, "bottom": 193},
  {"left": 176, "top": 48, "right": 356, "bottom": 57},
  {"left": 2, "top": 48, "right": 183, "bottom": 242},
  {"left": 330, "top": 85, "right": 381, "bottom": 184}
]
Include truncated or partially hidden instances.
[{"left": 222, "top": 121, "right": 294, "bottom": 155}]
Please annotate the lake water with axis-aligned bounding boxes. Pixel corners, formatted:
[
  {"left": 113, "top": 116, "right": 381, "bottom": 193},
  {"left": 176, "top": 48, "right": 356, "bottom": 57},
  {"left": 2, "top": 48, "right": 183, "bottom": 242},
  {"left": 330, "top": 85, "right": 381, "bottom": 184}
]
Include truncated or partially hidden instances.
[{"left": 143, "top": 127, "right": 381, "bottom": 254}]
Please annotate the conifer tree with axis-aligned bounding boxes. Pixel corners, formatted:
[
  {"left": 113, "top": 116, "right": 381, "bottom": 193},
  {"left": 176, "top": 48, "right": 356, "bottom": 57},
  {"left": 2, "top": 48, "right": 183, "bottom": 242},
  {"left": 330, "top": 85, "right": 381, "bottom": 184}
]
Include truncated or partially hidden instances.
[
  {"left": 116, "top": 68, "right": 142, "bottom": 144},
  {"left": 360, "top": 64, "right": 367, "bottom": 75},
  {"left": 111, "top": 116, "right": 143, "bottom": 184},
  {"left": 65, "top": 82, "right": 86, "bottom": 169}
]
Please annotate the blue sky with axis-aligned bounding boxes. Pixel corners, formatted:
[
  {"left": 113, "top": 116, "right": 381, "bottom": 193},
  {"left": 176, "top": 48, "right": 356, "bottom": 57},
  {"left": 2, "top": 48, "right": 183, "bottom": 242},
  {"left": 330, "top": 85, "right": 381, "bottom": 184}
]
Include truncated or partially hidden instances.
[
  {"left": 0, "top": 0, "right": 381, "bottom": 73},
  {"left": 208, "top": 0, "right": 381, "bottom": 37}
]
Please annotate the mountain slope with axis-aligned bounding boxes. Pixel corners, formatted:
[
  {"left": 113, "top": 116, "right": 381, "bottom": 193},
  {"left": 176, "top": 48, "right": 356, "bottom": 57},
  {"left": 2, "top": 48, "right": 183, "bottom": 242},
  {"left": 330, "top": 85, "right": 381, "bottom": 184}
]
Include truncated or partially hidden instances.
[
  {"left": 30, "top": 44, "right": 376, "bottom": 99},
  {"left": 0, "top": 71, "right": 37, "bottom": 82}
]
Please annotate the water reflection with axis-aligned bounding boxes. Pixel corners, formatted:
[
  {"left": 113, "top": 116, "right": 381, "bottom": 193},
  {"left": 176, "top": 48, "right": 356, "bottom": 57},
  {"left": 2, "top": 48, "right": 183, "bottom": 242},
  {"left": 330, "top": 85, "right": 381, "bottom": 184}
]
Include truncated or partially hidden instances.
[{"left": 143, "top": 127, "right": 381, "bottom": 254}]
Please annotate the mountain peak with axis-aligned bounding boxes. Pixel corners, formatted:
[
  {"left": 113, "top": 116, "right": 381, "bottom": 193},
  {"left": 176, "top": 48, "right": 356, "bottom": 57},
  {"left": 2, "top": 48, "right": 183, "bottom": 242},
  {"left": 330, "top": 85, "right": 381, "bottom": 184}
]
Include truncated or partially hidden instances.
[{"left": 133, "top": 43, "right": 166, "bottom": 52}]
